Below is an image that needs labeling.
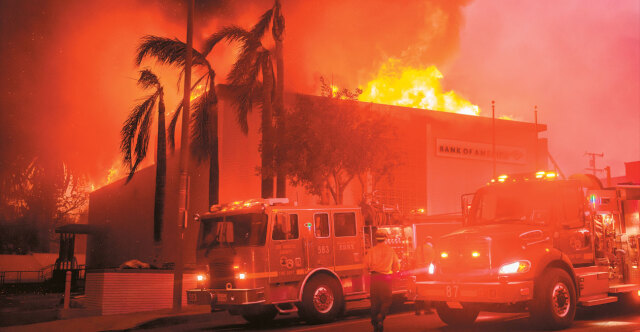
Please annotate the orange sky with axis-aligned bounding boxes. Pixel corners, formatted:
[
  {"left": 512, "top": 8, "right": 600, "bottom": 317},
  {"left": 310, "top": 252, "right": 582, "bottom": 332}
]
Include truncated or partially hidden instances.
[{"left": 0, "top": 0, "right": 638, "bottom": 185}]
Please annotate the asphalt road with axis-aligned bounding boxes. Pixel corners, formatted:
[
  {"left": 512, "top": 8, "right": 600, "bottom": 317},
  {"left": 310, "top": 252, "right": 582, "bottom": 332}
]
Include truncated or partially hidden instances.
[{"left": 130, "top": 301, "right": 640, "bottom": 332}]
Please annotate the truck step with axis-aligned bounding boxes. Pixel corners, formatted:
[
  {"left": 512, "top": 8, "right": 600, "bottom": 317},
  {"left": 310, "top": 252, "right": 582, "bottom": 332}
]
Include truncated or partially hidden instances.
[
  {"left": 608, "top": 284, "right": 640, "bottom": 293},
  {"left": 579, "top": 296, "right": 618, "bottom": 307}
]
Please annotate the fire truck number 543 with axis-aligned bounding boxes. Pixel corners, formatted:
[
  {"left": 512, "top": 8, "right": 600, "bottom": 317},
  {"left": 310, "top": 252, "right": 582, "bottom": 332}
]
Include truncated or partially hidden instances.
[
  {"left": 446, "top": 285, "right": 459, "bottom": 298},
  {"left": 317, "top": 245, "right": 330, "bottom": 254}
]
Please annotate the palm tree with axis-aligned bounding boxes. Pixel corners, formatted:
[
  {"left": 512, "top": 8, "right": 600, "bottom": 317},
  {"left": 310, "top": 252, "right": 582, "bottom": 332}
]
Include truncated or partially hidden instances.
[
  {"left": 271, "top": 0, "right": 286, "bottom": 198},
  {"left": 120, "top": 69, "right": 167, "bottom": 242},
  {"left": 135, "top": 36, "right": 220, "bottom": 206},
  {"left": 202, "top": 0, "right": 285, "bottom": 199}
]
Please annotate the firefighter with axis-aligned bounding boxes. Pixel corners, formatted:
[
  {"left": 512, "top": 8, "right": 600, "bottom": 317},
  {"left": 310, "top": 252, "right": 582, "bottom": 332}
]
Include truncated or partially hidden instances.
[
  {"left": 365, "top": 229, "right": 399, "bottom": 332},
  {"left": 414, "top": 236, "right": 434, "bottom": 315}
]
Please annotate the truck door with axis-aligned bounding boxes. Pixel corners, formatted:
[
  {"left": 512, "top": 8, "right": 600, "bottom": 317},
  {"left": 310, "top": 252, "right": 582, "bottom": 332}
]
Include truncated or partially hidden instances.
[
  {"left": 333, "top": 211, "right": 365, "bottom": 293},
  {"left": 269, "top": 212, "right": 305, "bottom": 285},
  {"left": 554, "top": 182, "right": 594, "bottom": 265},
  {"left": 305, "top": 212, "right": 334, "bottom": 271}
]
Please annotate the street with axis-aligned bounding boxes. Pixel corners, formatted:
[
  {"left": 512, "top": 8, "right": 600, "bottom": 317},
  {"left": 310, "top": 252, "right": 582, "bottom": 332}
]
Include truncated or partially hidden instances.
[{"left": 129, "top": 301, "right": 640, "bottom": 332}]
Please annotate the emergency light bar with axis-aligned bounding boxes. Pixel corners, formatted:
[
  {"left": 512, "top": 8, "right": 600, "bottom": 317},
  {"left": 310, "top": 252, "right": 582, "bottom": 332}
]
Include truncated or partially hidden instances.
[
  {"left": 210, "top": 198, "right": 290, "bottom": 212},
  {"left": 489, "top": 171, "right": 558, "bottom": 185}
]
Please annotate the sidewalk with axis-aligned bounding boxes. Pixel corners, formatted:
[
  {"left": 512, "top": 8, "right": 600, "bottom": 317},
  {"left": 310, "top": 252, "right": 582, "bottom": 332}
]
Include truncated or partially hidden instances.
[{"left": 1, "top": 305, "right": 211, "bottom": 332}]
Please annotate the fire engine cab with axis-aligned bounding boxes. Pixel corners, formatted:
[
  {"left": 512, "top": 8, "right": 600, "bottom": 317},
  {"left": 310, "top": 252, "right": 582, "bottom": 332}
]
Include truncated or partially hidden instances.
[
  {"left": 186, "top": 198, "right": 413, "bottom": 324},
  {"left": 415, "top": 171, "right": 640, "bottom": 330}
]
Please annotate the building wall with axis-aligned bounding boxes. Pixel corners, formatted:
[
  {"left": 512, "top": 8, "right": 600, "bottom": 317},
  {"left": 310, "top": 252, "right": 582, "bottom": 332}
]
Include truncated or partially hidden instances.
[{"left": 87, "top": 93, "right": 547, "bottom": 268}]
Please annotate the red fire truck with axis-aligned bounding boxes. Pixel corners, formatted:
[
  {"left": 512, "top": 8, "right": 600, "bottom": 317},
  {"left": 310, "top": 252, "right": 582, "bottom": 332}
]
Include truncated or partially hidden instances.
[
  {"left": 415, "top": 171, "right": 640, "bottom": 329},
  {"left": 186, "top": 198, "right": 414, "bottom": 324}
]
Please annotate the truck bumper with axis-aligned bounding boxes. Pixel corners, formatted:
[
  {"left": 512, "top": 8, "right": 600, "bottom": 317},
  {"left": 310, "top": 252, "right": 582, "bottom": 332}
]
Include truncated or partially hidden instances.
[
  {"left": 187, "top": 288, "right": 266, "bottom": 306},
  {"left": 415, "top": 280, "right": 534, "bottom": 303}
]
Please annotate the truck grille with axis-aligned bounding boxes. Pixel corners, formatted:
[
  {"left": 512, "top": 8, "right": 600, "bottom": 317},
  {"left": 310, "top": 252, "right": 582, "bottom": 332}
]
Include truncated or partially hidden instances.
[
  {"left": 210, "top": 260, "right": 234, "bottom": 289},
  {"left": 437, "top": 236, "right": 492, "bottom": 277}
]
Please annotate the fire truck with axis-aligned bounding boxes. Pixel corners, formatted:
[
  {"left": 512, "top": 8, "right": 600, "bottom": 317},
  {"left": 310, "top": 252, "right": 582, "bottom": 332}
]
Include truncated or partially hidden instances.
[
  {"left": 186, "top": 198, "right": 414, "bottom": 324},
  {"left": 415, "top": 171, "right": 640, "bottom": 329}
]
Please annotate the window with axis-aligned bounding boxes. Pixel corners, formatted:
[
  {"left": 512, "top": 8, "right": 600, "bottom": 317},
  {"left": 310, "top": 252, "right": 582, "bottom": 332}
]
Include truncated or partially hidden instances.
[
  {"left": 334, "top": 212, "right": 356, "bottom": 237},
  {"left": 314, "top": 213, "right": 330, "bottom": 238},
  {"left": 272, "top": 213, "right": 299, "bottom": 240},
  {"left": 560, "top": 183, "right": 584, "bottom": 228},
  {"left": 198, "top": 213, "right": 268, "bottom": 251}
]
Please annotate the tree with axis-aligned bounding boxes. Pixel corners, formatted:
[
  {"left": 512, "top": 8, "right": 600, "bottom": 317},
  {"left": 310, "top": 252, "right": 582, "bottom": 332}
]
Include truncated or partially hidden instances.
[
  {"left": 120, "top": 69, "right": 168, "bottom": 242},
  {"left": 203, "top": 0, "right": 284, "bottom": 199},
  {"left": 0, "top": 155, "right": 88, "bottom": 253},
  {"left": 135, "top": 36, "right": 220, "bottom": 207},
  {"left": 282, "top": 90, "right": 399, "bottom": 205}
]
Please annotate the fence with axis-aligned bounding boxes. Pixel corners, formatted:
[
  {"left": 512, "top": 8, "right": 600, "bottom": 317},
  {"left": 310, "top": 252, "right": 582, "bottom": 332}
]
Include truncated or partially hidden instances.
[{"left": 0, "top": 264, "right": 85, "bottom": 286}]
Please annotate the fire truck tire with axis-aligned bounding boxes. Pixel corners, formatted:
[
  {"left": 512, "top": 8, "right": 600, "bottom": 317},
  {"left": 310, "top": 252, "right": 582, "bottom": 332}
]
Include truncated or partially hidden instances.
[
  {"left": 434, "top": 302, "right": 479, "bottom": 327},
  {"left": 529, "top": 268, "right": 576, "bottom": 330},
  {"left": 300, "top": 275, "right": 343, "bottom": 324},
  {"left": 241, "top": 305, "right": 277, "bottom": 325}
]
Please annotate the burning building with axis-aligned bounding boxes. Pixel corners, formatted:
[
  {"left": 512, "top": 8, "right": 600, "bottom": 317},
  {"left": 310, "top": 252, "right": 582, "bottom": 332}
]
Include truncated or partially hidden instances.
[{"left": 86, "top": 88, "right": 547, "bottom": 268}]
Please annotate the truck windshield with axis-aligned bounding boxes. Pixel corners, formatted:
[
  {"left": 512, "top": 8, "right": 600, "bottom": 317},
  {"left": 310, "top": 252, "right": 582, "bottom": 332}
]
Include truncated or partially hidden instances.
[
  {"left": 198, "top": 213, "right": 268, "bottom": 250},
  {"left": 469, "top": 182, "right": 557, "bottom": 226}
]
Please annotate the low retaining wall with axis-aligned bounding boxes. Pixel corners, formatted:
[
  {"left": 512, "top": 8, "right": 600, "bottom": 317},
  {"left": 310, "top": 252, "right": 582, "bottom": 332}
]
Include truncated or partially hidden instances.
[{"left": 85, "top": 270, "right": 197, "bottom": 315}]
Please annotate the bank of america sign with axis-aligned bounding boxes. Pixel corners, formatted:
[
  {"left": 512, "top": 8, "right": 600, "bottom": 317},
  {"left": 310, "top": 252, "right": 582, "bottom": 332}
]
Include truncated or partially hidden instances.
[{"left": 436, "top": 138, "right": 527, "bottom": 164}]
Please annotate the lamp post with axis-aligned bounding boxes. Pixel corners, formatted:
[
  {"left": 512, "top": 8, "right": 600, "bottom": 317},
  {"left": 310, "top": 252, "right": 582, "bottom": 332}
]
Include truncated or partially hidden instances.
[{"left": 173, "top": 0, "right": 194, "bottom": 312}]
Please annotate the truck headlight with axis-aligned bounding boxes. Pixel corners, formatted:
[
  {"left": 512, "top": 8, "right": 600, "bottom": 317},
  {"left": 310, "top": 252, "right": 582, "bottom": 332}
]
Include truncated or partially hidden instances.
[{"left": 498, "top": 260, "right": 531, "bottom": 274}]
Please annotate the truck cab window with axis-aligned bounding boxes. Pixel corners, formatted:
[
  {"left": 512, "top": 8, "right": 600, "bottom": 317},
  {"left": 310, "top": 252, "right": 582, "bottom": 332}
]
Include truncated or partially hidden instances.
[
  {"left": 273, "top": 213, "right": 299, "bottom": 240},
  {"left": 314, "top": 213, "right": 330, "bottom": 238},
  {"left": 560, "top": 183, "right": 584, "bottom": 228},
  {"left": 335, "top": 212, "right": 356, "bottom": 237}
]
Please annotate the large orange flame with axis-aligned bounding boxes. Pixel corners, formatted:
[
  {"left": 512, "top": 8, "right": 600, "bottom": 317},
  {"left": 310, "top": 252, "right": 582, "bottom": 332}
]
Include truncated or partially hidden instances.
[{"left": 359, "top": 58, "right": 480, "bottom": 116}]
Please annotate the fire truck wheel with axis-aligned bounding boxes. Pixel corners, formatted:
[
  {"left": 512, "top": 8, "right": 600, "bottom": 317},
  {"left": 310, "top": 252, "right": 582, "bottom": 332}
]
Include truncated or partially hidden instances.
[
  {"left": 434, "top": 302, "right": 479, "bottom": 327},
  {"left": 300, "top": 274, "right": 343, "bottom": 324},
  {"left": 529, "top": 268, "right": 576, "bottom": 330},
  {"left": 241, "top": 305, "right": 278, "bottom": 325}
]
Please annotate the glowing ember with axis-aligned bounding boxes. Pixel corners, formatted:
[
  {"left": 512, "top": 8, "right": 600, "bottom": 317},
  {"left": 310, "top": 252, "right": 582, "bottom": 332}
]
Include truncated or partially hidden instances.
[{"left": 359, "top": 58, "right": 480, "bottom": 116}]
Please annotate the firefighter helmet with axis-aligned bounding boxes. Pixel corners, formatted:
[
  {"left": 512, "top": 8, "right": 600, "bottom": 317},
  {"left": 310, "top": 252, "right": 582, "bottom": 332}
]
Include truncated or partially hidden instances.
[{"left": 374, "top": 229, "right": 388, "bottom": 241}]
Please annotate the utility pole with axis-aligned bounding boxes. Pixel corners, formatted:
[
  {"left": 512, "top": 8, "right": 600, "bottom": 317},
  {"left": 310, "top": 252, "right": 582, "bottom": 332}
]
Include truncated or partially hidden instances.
[
  {"left": 492, "top": 100, "right": 496, "bottom": 177},
  {"left": 534, "top": 106, "right": 538, "bottom": 170},
  {"left": 173, "top": 0, "right": 194, "bottom": 312},
  {"left": 584, "top": 152, "right": 604, "bottom": 176}
]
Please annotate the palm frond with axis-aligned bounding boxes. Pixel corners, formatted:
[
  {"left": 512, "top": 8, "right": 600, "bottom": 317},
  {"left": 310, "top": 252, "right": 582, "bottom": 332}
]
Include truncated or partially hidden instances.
[
  {"left": 128, "top": 102, "right": 154, "bottom": 182},
  {"left": 135, "top": 35, "right": 208, "bottom": 68},
  {"left": 167, "top": 103, "right": 183, "bottom": 152},
  {"left": 138, "top": 69, "right": 160, "bottom": 90},
  {"left": 250, "top": 8, "right": 274, "bottom": 39},
  {"left": 190, "top": 93, "right": 211, "bottom": 162},
  {"left": 121, "top": 94, "right": 157, "bottom": 168},
  {"left": 202, "top": 25, "right": 251, "bottom": 57},
  {"left": 227, "top": 44, "right": 263, "bottom": 86}
]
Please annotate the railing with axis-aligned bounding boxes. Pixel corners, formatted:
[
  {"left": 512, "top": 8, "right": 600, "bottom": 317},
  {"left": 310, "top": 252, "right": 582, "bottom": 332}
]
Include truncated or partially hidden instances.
[{"left": 0, "top": 264, "right": 56, "bottom": 286}]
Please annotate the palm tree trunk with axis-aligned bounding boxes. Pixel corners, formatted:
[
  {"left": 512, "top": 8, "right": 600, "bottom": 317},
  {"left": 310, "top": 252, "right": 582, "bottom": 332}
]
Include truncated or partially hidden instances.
[
  {"left": 261, "top": 56, "right": 275, "bottom": 199},
  {"left": 274, "top": 23, "right": 286, "bottom": 198},
  {"left": 153, "top": 91, "right": 166, "bottom": 243},
  {"left": 207, "top": 82, "right": 220, "bottom": 206}
]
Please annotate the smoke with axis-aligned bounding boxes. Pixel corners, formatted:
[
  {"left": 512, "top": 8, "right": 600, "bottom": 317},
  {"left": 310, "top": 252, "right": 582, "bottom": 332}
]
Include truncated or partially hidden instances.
[
  {"left": 442, "top": 0, "right": 640, "bottom": 176},
  {"left": 0, "top": 0, "right": 474, "bottom": 184}
]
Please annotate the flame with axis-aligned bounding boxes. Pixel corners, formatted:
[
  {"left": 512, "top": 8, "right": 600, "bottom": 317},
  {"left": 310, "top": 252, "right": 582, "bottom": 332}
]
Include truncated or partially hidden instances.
[
  {"left": 331, "top": 85, "right": 339, "bottom": 97},
  {"left": 190, "top": 84, "right": 206, "bottom": 102},
  {"left": 359, "top": 58, "right": 480, "bottom": 116},
  {"left": 106, "top": 167, "right": 118, "bottom": 184}
]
